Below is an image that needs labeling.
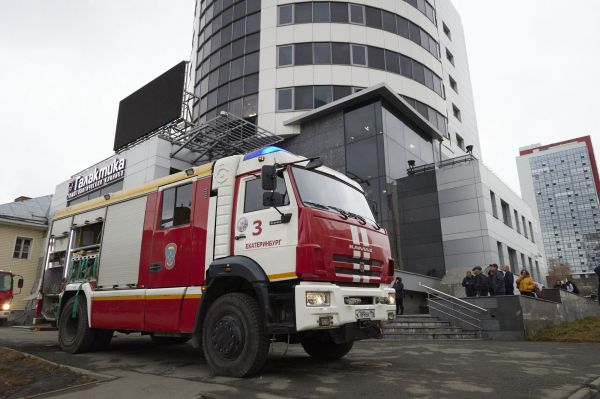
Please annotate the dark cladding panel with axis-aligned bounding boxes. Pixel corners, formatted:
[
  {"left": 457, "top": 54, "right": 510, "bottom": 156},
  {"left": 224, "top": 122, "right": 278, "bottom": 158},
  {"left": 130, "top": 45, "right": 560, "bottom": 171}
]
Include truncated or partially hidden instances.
[{"left": 114, "top": 61, "right": 186, "bottom": 151}]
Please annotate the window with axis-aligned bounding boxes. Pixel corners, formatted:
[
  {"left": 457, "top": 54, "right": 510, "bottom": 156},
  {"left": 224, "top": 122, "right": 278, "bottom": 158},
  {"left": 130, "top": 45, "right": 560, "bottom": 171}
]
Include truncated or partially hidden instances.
[
  {"left": 400, "top": 55, "right": 412, "bottom": 78},
  {"left": 501, "top": 200, "right": 511, "bottom": 227},
  {"left": 514, "top": 210, "right": 520, "bottom": 233},
  {"left": 497, "top": 241, "right": 504, "bottom": 267},
  {"left": 160, "top": 183, "right": 192, "bottom": 229},
  {"left": 382, "top": 10, "right": 396, "bottom": 34},
  {"left": 522, "top": 216, "right": 528, "bottom": 238},
  {"left": 332, "top": 42, "right": 350, "bottom": 64},
  {"left": 529, "top": 221, "right": 535, "bottom": 242},
  {"left": 13, "top": 237, "right": 33, "bottom": 259},
  {"left": 349, "top": 4, "right": 364, "bottom": 24},
  {"left": 314, "top": 85, "right": 332, "bottom": 108},
  {"left": 278, "top": 45, "right": 293, "bottom": 66},
  {"left": 456, "top": 133, "right": 464, "bottom": 151},
  {"left": 452, "top": 103, "right": 461, "bottom": 121},
  {"left": 313, "top": 42, "right": 332, "bottom": 64},
  {"left": 351, "top": 44, "right": 367, "bottom": 65},
  {"left": 385, "top": 50, "right": 400, "bottom": 74},
  {"left": 520, "top": 253, "right": 526, "bottom": 269},
  {"left": 295, "top": 2, "right": 312, "bottom": 23},
  {"left": 244, "top": 176, "right": 289, "bottom": 213},
  {"left": 442, "top": 22, "right": 451, "bottom": 40},
  {"left": 446, "top": 48, "right": 455, "bottom": 65},
  {"left": 449, "top": 75, "right": 458, "bottom": 93},
  {"left": 490, "top": 190, "right": 498, "bottom": 218},
  {"left": 330, "top": 2, "right": 348, "bottom": 22},
  {"left": 365, "top": 6, "right": 382, "bottom": 29},
  {"left": 367, "top": 46, "right": 385, "bottom": 70},
  {"left": 294, "top": 43, "right": 313, "bottom": 65},
  {"left": 313, "top": 2, "right": 330, "bottom": 22},
  {"left": 333, "top": 85, "right": 352, "bottom": 100},
  {"left": 294, "top": 86, "right": 313, "bottom": 109}
]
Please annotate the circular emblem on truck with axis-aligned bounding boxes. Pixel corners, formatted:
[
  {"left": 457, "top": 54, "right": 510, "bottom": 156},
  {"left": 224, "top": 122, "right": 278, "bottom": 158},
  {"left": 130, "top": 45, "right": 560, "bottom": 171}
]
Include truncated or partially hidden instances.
[
  {"left": 165, "top": 243, "right": 177, "bottom": 270},
  {"left": 237, "top": 216, "right": 248, "bottom": 233}
]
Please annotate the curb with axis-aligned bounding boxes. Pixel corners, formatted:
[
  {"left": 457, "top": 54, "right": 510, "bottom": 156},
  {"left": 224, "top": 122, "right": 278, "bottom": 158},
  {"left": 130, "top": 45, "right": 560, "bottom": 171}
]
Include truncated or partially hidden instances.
[
  {"left": 0, "top": 346, "right": 115, "bottom": 382},
  {"left": 568, "top": 377, "right": 600, "bottom": 399}
]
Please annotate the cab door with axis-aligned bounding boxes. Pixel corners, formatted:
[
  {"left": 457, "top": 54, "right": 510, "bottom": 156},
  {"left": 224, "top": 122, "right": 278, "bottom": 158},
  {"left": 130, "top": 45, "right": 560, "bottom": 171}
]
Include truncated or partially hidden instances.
[
  {"left": 233, "top": 172, "right": 298, "bottom": 281},
  {"left": 144, "top": 180, "right": 196, "bottom": 331}
]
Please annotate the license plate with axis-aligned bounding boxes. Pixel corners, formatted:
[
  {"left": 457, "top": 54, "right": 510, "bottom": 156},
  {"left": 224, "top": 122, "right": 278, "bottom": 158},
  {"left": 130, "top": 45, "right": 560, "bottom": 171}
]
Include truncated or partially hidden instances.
[{"left": 355, "top": 309, "right": 375, "bottom": 320}]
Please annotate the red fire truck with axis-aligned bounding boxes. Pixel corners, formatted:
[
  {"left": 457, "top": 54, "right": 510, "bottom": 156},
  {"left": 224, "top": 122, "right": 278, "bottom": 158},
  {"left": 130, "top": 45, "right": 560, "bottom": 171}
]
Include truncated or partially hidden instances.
[
  {"left": 37, "top": 147, "right": 395, "bottom": 376},
  {"left": 0, "top": 270, "right": 24, "bottom": 325}
]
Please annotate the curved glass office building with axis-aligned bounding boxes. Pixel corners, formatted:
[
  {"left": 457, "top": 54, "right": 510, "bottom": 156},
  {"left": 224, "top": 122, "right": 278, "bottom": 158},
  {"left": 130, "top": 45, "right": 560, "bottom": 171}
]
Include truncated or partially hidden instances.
[{"left": 190, "top": 0, "right": 479, "bottom": 160}]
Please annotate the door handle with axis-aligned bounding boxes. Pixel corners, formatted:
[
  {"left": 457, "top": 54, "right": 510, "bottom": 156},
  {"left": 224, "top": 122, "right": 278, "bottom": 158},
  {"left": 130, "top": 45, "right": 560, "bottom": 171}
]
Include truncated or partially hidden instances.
[
  {"left": 235, "top": 234, "right": 246, "bottom": 240},
  {"left": 149, "top": 263, "right": 162, "bottom": 273}
]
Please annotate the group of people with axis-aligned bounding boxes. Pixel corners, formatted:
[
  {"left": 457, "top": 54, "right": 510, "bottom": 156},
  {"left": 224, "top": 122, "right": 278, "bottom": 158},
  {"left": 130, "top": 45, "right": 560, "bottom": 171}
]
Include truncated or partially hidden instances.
[
  {"left": 462, "top": 264, "right": 537, "bottom": 297},
  {"left": 553, "top": 279, "right": 579, "bottom": 294}
]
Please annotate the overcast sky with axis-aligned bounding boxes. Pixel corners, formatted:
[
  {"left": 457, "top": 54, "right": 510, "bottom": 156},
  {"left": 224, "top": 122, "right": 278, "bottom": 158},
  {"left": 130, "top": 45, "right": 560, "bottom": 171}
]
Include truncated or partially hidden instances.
[{"left": 0, "top": 0, "right": 599, "bottom": 205}]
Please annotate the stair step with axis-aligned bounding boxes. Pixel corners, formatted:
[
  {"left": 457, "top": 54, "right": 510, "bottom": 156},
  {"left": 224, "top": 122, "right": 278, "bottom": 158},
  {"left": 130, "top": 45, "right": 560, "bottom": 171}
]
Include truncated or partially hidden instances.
[
  {"left": 392, "top": 317, "right": 438, "bottom": 323},
  {"left": 383, "top": 332, "right": 480, "bottom": 340},
  {"left": 386, "top": 321, "right": 451, "bottom": 328},
  {"left": 384, "top": 327, "right": 463, "bottom": 334}
]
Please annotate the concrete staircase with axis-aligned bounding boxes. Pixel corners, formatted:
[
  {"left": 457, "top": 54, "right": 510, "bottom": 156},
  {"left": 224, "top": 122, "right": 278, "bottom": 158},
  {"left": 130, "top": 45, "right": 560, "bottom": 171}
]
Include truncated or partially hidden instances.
[{"left": 383, "top": 314, "right": 481, "bottom": 340}]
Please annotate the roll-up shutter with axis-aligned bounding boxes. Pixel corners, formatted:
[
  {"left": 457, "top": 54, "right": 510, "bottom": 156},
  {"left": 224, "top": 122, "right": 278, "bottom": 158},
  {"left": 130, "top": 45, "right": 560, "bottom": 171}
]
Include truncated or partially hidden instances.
[
  {"left": 72, "top": 207, "right": 107, "bottom": 227},
  {"left": 97, "top": 197, "right": 147, "bottom": 287},
  {"left": 50, "top": 217, "right": 72, "bottom": 238}
]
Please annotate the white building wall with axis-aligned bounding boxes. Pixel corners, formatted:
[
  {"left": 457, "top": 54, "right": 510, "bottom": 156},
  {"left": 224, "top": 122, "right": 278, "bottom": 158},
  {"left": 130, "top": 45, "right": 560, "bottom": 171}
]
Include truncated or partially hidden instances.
[{"left": 436, "top": 159, "right": 547, "bottom": 283}]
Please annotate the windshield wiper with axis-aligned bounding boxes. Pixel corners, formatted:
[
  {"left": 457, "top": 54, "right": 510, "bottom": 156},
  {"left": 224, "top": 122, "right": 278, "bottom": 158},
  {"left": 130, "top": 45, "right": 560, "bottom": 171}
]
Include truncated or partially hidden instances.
[
  {"left": 303, "top": 200, "right": 330, "bottom": 211},
  {"left": 327, "top": 206, "right": 349, "bottom": 220},
  {"left": 330, "top": 206, "right": 381, "bottom": 230}
]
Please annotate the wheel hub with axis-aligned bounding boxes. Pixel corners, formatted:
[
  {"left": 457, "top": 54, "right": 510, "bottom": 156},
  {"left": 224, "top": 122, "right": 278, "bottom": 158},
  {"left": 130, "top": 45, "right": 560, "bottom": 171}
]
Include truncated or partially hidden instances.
[{"left": 211, "top": 315, "right": 244, "bottom": 359}]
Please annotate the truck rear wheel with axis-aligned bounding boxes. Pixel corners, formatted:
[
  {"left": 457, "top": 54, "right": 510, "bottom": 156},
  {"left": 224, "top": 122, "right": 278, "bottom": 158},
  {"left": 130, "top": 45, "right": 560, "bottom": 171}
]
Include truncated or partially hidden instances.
[
  {"left": 58, "top": 296, "right": 96, "bottom": 354},
  {"left": 301, "top": 335, "right": 354, "bottom": 360},
  {"left": 202, "top": 293, "right": 269, "bottom": 377}
]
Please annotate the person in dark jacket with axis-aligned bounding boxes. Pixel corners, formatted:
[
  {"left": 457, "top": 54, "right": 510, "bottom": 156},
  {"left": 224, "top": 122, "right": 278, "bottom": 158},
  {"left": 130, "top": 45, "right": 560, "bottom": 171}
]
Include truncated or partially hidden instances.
[
  {"left": 472, "top": 266, "right": 488, "bottom": 296},
  {"left": 595, "top": 265, "right": 600, "bottom": 304},
  {"left": 392, "top": 277, "right": 405, "bottom": 315},
  {"left": 462, "top": 271, "right": 477, "bottom": 297},
  {"left": 503, "top": 265, "right": 514, "bottom": 295},
  {"left": 488, "top": 264, "right": 506, "bottom": 296}
]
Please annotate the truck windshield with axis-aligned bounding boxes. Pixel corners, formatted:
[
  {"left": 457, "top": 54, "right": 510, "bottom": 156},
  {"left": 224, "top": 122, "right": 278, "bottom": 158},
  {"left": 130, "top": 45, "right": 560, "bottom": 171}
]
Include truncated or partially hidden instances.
[
  {"left": 0, "top": 273, "right": 11, "bottom": 292},
  {"left": 292, "top": 167, "right": 375, "bottom": 222}
]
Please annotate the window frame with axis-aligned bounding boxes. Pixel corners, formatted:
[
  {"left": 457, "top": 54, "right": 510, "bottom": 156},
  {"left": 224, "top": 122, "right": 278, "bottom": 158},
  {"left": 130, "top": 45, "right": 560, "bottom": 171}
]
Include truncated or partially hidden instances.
[
  {"left": 276, "top": 87, "right": 294, "bottom": 111},
  {"left": 350, "top": 44, "right": 367, "bottom": 66},
  {"left": 348, "top": 4, "right": 365, "bottom": 25},
  {"left": 159, "top": 182, "right": 194, "bottom": 230},
  {"left": 13, "top": 236, "right": 33, "bottom": 260},
  {"left": 243, "top": 175, "right": 290, "bottom": 213},
  {"left": 277, "top": 44, "right": 294, "bottom": 67},
  {"left": 278, "top": 4, "right": 294, "bottom": 25}
]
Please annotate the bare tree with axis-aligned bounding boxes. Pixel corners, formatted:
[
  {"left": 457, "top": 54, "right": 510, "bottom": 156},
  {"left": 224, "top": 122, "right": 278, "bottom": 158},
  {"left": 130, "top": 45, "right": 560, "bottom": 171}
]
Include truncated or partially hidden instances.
[{"left": 546, "top": 258, "right": 573, "bottom": 287}]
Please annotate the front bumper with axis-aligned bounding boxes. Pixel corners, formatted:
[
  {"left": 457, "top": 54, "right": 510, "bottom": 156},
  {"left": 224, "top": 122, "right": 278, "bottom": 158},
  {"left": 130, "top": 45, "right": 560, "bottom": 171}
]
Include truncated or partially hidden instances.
[{"left": 294, "top": 282, "right": 395, "bottom": 332}]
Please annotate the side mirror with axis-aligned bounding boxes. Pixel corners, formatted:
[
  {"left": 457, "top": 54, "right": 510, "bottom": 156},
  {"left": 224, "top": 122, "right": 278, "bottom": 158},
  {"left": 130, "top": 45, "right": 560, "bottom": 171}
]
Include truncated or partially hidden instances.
[
  {"left": 263, "top": 192, "right": 286, "bottom": 208},
  {"left": 17, "top": 278, "right": 24, "bottom": 289},
  {"left": 261, "top": 165, "right": 277, "bottom": 191}
]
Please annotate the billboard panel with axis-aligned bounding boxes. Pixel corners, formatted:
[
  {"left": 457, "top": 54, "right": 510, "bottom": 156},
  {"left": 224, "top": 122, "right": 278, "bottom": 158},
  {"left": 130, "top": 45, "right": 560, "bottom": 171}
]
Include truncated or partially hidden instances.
[{"left": 113, "top": 61, "right": 186, "bottom": 151}]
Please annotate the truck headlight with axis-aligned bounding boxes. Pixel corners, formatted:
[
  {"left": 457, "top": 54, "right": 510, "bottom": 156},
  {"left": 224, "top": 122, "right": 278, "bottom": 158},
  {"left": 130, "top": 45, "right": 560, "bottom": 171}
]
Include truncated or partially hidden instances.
[
  {"left": 388, "top": 292, "right": 396, "bottom": 305},
  {"left": 306, "top": 292, "right": 330, "bottom": 307},
  {"left": 2, "top": 303, "right": 9, "bottom": 311}
]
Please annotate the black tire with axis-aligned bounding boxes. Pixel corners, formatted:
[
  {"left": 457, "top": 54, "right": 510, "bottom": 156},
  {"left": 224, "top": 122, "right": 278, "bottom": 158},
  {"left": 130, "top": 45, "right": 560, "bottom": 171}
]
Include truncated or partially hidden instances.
[
  {"left": 202, "top": 293, "right": 270, "bottom": 377},
  {"left": 150, "top": 334, "right": 191, "bottom": 345},
  {"left": 301, "top": 335, "right": 354, "bottom": 360},
  {"left": 91, "top": 329, "right": 114, "bottom": 351},
  {"left": 58, "top": 296, "right": 96, "bottom": 354}
]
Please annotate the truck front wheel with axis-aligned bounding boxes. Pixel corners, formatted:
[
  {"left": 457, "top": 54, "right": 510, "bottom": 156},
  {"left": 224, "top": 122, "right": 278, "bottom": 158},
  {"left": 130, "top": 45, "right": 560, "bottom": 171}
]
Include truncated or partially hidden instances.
[
  {"left": 58, "top": 296, "right": 96, "bottom": 354},
  {"left": 202, "top": 293, "right": 270, "bottom": 377},
  {"left": 301, "top": 334, "right": 354, "bottom": 360}
]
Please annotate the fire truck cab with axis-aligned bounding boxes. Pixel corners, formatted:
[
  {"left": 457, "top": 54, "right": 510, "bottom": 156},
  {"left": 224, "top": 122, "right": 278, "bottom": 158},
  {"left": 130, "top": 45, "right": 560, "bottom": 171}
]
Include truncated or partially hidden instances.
[
  {"left": 38, "top": 147, "right": 395, "bottom": 376},
  {"left": 0, "top": 270, "right": 23, "bottom": 325}
]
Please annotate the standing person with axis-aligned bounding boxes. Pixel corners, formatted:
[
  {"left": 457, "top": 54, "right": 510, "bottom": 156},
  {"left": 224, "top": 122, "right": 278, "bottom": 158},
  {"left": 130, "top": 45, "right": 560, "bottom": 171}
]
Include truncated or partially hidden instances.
[
  {"left": 392, "top": 277, "right": 405, "bottom": 315},
  {"left": 516, "top": 269, "right": 536, "bottom": 297},
  {"left": 594, "top": 265, "right": 600, "bottom": 304},
  {"left": 462, "top": 271, "right": 476, "bottom": 297},
  {"left": 472, "top": 266, "right": 488, "bottom": 297},
  {"left": 503, "top": 265, "right": 514, "bottom": 295},
  {"left": 565, "top": 279, "right": 580, "bottom": 295},
  {"left": 488, "top": 264, "right": 506, "bottom": 296}
]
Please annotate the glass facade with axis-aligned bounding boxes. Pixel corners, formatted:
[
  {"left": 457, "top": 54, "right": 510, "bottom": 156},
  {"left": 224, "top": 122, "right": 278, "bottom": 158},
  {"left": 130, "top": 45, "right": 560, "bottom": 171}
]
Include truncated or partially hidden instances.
[
  {"left": 276, "top": 2, "right": 439, "bottom": 59},
  {"left": 193, "top": 0, "right": 262, "bottom": 122},
  {"left": 530, "top": 146, "right": 600, "bottom": 274},
  {"left": 276, "top": 42, "right": 444, "bottom": 97}
]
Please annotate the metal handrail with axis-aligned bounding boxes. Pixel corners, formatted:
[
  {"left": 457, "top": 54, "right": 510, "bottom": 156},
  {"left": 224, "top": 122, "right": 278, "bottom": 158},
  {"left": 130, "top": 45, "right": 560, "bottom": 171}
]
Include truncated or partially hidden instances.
[
  {"left": 419, "top": 282, "right": 488, "bottom": 333},
  {"left": 419, "top": 283, "right": 488, "bottom": 313}
]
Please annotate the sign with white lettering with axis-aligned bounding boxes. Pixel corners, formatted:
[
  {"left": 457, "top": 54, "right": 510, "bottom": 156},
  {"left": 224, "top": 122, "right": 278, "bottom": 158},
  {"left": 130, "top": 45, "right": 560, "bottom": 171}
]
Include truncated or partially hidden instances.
[{"left": 67, "top": 158, "right": 126, "bottom": 200}]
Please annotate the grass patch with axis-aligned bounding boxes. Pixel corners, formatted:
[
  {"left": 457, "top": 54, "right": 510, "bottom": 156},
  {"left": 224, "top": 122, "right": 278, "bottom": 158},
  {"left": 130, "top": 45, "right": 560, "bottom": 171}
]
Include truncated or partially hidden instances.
[
  {"left": 0, "top": 346, "right": 95, "bottom": 399},
  {"left": 530, "top": 317, "right": 600, "bottom": 343}
]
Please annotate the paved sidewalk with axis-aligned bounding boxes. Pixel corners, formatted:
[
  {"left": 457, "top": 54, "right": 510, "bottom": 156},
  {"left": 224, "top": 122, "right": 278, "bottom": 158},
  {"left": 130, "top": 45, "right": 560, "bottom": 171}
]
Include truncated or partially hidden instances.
[{"left": 1, "top": 327, "right": 600, "bottom": 399}]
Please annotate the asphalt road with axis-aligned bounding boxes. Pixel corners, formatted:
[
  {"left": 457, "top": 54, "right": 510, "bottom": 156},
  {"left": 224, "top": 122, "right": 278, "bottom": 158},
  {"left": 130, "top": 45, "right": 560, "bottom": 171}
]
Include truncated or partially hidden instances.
[{"left": 1, "top": 327, "right": 600, "bottom": 399}]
